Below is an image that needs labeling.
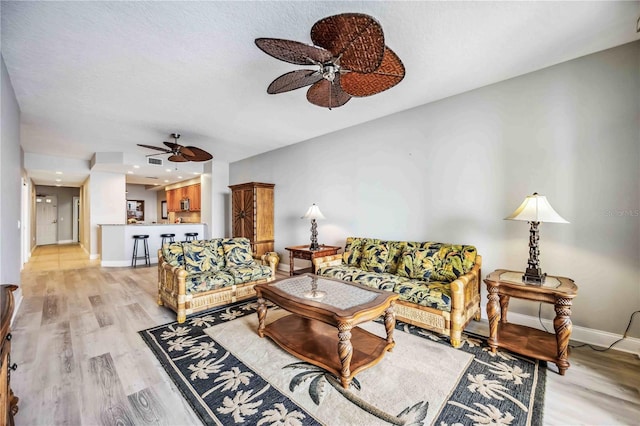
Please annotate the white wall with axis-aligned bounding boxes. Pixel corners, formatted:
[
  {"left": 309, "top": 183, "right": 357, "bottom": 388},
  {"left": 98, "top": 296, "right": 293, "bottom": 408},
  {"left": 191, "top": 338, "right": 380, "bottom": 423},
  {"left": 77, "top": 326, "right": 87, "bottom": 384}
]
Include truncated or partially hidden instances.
[
  {"left": 89, "top": 171, "right": 126, "bottom": 258},
  {"left": 0, "top": 55, "right": 22, "bottom": 291},
  {"left": 231, "top": 42, "right": 640, "bottom": 338},
  {"left": 125, "top": 183, "right": 158, "bottom": 223}
]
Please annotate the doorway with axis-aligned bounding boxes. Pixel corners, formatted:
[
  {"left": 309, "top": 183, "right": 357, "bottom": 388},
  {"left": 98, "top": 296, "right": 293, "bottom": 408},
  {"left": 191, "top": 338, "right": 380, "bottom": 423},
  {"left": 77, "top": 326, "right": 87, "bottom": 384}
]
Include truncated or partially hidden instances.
[{"left": 36, "top": 195, "right": 58, "bottom": 245}]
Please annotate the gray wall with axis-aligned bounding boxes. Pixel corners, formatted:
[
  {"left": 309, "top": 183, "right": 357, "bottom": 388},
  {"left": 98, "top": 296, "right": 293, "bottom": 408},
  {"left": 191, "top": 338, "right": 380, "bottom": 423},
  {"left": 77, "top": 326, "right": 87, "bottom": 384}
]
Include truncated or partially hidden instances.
[
  {"left": 1, "top": 55, "right": 22, "bottom": 287},
  {"left": 35, "top": 185, "right": 80, "bottom": 242},
  {"left": 231, "top": 42, "right": 640, "bottom": 338}
]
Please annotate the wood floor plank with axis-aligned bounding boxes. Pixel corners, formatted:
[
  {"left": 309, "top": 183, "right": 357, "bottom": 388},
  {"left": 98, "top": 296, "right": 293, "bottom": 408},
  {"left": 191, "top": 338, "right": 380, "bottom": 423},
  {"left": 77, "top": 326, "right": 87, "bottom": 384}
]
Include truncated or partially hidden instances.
[
  {"left": 127, "top": 387, "right": 167, "bottom": 424},
  {"left": 86, "top": 353, "right": 137, "bottom": 426},
  {"left": 89, "top": 294, "right": 115, "bottom": 327}
]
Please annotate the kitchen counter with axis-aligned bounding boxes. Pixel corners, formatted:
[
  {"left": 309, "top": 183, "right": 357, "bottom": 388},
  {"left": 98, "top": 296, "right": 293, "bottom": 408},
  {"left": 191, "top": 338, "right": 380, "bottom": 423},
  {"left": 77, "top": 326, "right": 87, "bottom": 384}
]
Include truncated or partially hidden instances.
[{"left": 98, "top": 223, "right": 208, "bottom": 267}]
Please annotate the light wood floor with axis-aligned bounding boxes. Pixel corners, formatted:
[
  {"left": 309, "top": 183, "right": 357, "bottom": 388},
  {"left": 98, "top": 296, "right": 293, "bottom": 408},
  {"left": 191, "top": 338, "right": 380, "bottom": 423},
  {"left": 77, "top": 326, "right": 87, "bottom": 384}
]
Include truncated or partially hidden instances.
[{"left": 9, "top": 244, "right": 640, "bottom": 425}]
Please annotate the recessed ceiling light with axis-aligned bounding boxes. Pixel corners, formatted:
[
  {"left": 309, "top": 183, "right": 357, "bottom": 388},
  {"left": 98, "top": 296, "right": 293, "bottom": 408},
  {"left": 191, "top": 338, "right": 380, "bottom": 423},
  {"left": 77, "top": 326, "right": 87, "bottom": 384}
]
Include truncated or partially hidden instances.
[
  {"left": 154, "top": 183, "right": 159, "bottom": 186},
  {"left": 55, "top": 179, "right": 61, "bottom": 182},
  {"left": 133, "top": 165, "right": 140, "bottom": 169},
  {"left": 193, "top": 172, "right": 201, "bottom": 175},
  {"left": 165, "top": 169, "right": 171, "bottom": 172},
  {"left": 164, "top": 179, "right": 169, "bottom": 183},
  {"left": 55, "top": 184, "right": 61, "bottom": 187},
  {"left": 127, "top": 171, "right": 134, "bottom": 174},
  {"left": 55, "top": 171, "right": 63, "bottom": 175},
  {"left": 177, "top": 176, "right": 183, "bottom": 179}
]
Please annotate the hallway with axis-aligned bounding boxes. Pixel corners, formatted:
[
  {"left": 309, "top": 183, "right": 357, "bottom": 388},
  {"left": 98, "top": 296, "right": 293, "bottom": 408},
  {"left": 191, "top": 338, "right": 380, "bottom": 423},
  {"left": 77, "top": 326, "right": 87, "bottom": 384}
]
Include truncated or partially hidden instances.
[{"left": 23, "top": 244, "right": 99, "bottom": 272}]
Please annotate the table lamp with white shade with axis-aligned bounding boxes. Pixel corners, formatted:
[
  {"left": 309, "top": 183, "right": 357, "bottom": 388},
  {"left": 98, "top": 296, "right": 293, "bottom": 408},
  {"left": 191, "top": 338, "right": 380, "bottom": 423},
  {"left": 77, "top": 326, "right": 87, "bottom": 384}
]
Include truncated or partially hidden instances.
[
  {"left": 505, "top": 193, "right": 569, "bottom": 284},
  {"left": 302, "top": 203, "right": 325, "bottom": 250}
]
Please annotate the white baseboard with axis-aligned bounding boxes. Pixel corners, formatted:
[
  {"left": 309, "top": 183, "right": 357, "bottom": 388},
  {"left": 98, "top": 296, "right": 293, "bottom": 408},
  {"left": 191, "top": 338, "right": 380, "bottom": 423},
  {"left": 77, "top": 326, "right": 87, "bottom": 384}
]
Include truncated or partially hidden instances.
[
  {"left": 11, "top": 289, "right": 23, "bottom": 326},
  {"left": 479, "top": 306, "right": 640, "bottom": 355},
  {"left": 57, "top": 240, "right": 75, "bottom": 244}
]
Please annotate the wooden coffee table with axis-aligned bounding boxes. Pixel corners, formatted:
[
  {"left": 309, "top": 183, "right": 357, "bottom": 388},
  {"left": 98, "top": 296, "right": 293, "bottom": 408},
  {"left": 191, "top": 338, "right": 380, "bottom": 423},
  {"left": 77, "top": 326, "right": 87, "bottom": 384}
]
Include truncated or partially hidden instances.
[{"left": 255, "top": 274, "right": 399, "bottom": 388}]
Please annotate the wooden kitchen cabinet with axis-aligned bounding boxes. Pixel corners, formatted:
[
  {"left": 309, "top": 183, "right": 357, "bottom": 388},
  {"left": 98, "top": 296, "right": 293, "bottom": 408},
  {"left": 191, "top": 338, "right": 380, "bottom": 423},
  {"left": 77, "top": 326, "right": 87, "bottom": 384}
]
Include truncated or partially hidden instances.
[
  {"left": 166, "top": 188, "right": 180, "bottom": 212},
  {"left": 188, "top": 184, "right": 201, "bottom": 211},
  {"left": 229, "top": 182, "right": 274, "bottom": 257},
  {"left": 166, "top": 184, "right": 201, "bottom": 212}
]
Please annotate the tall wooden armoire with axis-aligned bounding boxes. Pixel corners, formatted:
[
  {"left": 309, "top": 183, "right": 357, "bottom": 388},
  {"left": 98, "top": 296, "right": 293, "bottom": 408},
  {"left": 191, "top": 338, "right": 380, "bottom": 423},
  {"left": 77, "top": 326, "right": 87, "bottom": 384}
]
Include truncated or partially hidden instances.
[{"left": 229, "top": 182, "right": 274, "bottom": 257}]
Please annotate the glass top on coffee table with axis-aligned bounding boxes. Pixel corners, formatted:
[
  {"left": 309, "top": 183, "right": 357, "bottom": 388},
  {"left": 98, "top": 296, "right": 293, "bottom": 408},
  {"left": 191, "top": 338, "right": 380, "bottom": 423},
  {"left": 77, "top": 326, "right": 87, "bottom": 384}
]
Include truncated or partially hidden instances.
[{"left": 271, "top": 274, "right": 380, "bottom": 310}]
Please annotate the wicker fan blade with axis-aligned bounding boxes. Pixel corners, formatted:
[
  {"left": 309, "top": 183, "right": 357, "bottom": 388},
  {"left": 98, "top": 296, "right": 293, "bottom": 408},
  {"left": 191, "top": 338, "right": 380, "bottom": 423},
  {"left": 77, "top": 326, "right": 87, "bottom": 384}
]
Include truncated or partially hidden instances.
[
  {"left": 255, "top": 38, "right": 332, "bottom": 65},
  {"left": 267, "top": 69, "right": 323, "bottom": 94},
  {"left": 182, "top": 146, "right": 213, "bottom": 162},
  {"left": 310, "top": 13, "right": 384, "bottom": 73},
  {"left": 168, "top": 155, "right": 188, "bottom": 163},
  {"left": 137, "top": 144, "right": 170, "bottom": 153},
  {"left": 178, "top": 146, "right": 195, "bottom": 157},
  {"left": 306, "top": 76, "right": 351, "bottom": 109},
  {"left": 341, "top": 47, "right": 405, "bottom": 97}
]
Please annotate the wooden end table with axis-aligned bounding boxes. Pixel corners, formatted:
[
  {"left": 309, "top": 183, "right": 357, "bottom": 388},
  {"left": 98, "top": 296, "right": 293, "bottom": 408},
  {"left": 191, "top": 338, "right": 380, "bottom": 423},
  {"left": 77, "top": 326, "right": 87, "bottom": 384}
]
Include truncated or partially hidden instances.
[
  {"left": 255, "top": 274, "right": 398, "bottom": 388},
  {"left": 484, "top": 269, "right": 578, "bottom": 375},
  {"left": 285, "top": 245, "right": 341, "bottom": 276}
]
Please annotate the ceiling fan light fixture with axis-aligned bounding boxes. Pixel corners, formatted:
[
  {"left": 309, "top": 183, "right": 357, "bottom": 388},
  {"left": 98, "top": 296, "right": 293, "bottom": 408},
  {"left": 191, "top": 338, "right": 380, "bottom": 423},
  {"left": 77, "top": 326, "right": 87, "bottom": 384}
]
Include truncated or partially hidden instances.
[
  {"left": 255, "top": 12, "right": 405, "bottom": 110},
  {"left": 137, "top": 132, "right": 213, "bottom": 163}
]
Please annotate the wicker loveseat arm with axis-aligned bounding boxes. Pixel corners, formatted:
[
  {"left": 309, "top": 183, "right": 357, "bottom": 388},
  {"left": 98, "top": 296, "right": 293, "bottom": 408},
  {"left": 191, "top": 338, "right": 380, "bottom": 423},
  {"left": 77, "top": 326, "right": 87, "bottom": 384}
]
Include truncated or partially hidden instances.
[
  {"left": 447, "top": 255, "right": 482, "bottom": 347},
  {"left": 313, "top": 254, "right": 343, "bottom": 270}
]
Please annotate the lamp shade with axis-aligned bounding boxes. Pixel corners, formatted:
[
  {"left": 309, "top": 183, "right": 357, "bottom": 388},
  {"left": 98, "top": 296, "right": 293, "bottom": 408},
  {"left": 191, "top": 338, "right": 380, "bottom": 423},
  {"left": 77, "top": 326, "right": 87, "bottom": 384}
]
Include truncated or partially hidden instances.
[
  {"left": 302, "top": 204, "right": 325, "bottom": 220},
  {"left": 505, "top": 193, "right": 568, "bottom": 223}
]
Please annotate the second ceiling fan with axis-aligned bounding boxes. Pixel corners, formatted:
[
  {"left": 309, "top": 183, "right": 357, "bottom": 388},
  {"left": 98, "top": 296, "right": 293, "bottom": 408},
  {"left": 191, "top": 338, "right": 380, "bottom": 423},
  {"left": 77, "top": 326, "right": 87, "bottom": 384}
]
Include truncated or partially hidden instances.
[
  {"left": 138, "top": 133, "right": 213, "bottom": 162},
  {"left": 255, "top": 13, "right": 405, "bottom": 109}
]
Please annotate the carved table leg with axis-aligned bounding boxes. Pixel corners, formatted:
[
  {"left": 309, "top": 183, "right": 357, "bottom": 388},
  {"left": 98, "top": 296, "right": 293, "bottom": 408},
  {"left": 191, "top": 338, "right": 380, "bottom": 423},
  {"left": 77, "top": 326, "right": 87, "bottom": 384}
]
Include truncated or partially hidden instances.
[
  {"left": 384, "top": 302, "right": 396, "bottom": 351},
  {"left": 499, "top": 295, "right": 510, "bottom": 323},
  {"left": 487, "top": 286, "right": 501, "bottom": 353},
  {"left": 553, "top": 297, "right": 573, "bottom": 375},
  {"left": 337, "top": 321, "right": 353, "bottom": 388},
  {"left": 289, "top": 251, "right": 295, "bottom": 276},
  {"left": 256, "top": 297, "right": 267, "bottom": 338}
]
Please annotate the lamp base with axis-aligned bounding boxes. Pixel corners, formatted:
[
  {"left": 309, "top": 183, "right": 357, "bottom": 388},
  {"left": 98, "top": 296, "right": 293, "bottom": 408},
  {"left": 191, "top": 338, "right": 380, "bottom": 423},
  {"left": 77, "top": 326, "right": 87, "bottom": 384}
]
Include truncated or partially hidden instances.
[
  {"left": 309, "top": 243, "right": 320, "bottom": 251},
  {"left": 523, "top": 267, "right": 546, "bottom": 285}
]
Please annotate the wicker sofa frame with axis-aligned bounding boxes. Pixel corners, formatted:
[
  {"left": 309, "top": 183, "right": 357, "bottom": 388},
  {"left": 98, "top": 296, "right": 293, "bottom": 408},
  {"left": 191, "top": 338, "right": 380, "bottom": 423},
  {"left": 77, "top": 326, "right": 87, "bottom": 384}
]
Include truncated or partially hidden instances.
[
  {"left": 157, "top": 249, "right": 276, "bottom": 323},
  {"left": 313, "top": 253, "right": 482, "bottom": 348}
]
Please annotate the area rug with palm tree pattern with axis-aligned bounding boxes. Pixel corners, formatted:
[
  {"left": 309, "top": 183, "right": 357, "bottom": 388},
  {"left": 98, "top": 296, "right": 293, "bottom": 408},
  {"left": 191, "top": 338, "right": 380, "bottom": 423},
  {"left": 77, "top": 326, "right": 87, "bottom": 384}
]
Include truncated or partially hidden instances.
[{"left": 139, "top": 300, "right": 546, "bottom": 425}]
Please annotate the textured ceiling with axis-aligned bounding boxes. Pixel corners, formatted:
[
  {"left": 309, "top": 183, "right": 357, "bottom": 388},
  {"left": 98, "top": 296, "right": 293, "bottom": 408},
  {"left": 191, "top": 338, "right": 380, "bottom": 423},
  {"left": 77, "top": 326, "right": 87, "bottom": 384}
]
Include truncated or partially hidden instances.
[{"left": 2, "top": 1, "right": 639, "bottom": 187}]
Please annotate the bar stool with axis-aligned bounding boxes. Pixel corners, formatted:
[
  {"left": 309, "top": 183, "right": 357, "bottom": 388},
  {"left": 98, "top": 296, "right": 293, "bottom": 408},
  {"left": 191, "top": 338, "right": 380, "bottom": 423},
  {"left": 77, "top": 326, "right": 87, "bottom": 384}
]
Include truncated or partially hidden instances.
[
  {"left": 131, "top": 235, "right": 150, "bottom": 267},
  {"left": 185, "top": 232, "right": 198, "bottom": 242},
  {"left": 160, "top": 233, "right": 175, "bottom": 246}
]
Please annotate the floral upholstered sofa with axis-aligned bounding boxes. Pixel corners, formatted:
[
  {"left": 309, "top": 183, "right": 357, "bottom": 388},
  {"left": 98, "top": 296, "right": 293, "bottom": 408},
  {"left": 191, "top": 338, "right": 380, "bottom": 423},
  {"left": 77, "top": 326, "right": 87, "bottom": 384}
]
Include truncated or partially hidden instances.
[
  {"left": 158, "top": 237, "right": 276, "bottom": 323},
  {"left": 313, "top": 237, "right": 482, "bottom": 347}
]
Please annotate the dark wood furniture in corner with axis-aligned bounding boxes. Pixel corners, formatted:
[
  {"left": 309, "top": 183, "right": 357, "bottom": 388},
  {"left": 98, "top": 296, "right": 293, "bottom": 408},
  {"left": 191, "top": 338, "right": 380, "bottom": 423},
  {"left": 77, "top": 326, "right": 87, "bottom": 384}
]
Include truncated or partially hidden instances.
[
  {"left": 255, "top": 274, "right": 398, "bottom": 389},
  {"left": 229, "top": 182, "right": 275, "bottom": 257},
  {"left": 285, "top": 245, "right": 341, "bottom": 276},
  {"left": 484, "top": 269, "right": 578, "bottom": 375},
  {"left": 0, "top": 285, "right": 19, "bottom": 425}
]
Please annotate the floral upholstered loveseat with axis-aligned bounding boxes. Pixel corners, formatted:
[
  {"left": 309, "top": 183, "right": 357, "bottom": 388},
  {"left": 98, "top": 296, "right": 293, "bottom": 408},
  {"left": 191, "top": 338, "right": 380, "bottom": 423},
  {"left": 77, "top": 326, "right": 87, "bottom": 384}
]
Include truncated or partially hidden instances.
[
  {"left": 313, "top": 237, "right": 482, "bottom": 347},
  {"left": 158, "top": 237, "right": 276, "bottom": 323}
]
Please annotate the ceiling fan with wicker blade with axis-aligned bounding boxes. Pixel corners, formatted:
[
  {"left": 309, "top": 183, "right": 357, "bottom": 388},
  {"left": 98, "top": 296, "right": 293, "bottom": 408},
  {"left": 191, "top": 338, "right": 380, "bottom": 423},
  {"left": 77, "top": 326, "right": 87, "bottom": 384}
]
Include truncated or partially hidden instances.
[
  {"left": 255, "top": 13, "right": 405, "bottom": 109},
  {"left": 137, "top": 133, "right": 213, "bottom": 162}
]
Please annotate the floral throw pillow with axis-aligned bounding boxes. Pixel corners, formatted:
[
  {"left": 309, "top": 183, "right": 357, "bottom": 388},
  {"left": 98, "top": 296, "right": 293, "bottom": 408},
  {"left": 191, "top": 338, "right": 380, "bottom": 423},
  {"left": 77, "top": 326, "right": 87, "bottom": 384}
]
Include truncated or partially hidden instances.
[
  {"left": 359, "top": 240, "right": 390, "bottom": 273},
  {"left": 396, "top": 248, "right": 435, "bottom": 281},
  {"left": 162, "top": 242, "right": 185, "bottom": 268},
  {"left": 183, "top": 241, "right": 221, "bottom": 274},
  {"left": 222, "top": 238, "right": 254, "bottom": 267},
  {"left": 342, "top": 237, "right": 365, "bottom": 266}
]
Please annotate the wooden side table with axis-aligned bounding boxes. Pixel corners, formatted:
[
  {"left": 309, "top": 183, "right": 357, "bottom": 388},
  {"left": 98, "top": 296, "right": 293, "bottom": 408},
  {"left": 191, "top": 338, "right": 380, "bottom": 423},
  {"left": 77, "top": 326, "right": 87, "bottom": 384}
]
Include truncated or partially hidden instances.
[
  {"left": 285, "top": 245, "right": 342, "bottom": 276},
  {"left": 484, "top": 269, "right": 578, "bottom": 375}
]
